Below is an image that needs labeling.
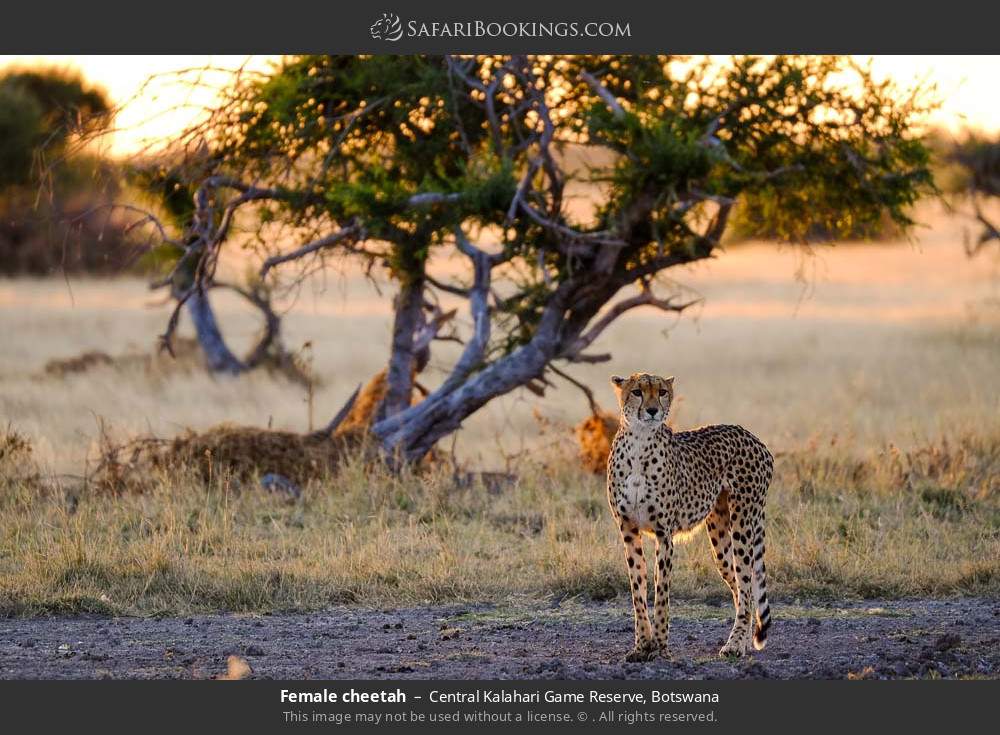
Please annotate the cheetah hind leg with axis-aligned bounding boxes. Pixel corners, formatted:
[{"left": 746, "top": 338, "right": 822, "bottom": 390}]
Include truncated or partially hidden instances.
[
  {"left": 719, "top": 505, "right": 756, "bottom": 657},
  {"left": 706, "top": 490, "right": 739, "bottom": 609}
]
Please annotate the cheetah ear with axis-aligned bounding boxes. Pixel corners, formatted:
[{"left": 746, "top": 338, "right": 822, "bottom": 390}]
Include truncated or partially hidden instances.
[
  {"left": 610, "top": 375, "right": 625, "bottom": 387},
  {"left": 664, "top": 376, "right": 675, "bottom": 388}
]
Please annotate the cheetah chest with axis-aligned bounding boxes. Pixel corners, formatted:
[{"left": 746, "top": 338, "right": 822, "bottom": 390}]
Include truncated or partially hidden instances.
[
  {"left": 611, "top": 434, "right": 667, "bottom": 528},
  {"left": 615, "top": 468, "right": 658, "bottom": 529}
]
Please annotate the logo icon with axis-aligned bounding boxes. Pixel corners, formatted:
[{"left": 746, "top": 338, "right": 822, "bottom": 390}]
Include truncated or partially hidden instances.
[{"left": 370, "top": 13, "right": 403, "bottom": 41}]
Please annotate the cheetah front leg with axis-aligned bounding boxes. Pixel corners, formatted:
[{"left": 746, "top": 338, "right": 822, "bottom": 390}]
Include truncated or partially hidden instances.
[
  {"left": 619, "top": 524, "right": 654, "bottom": 661},
  {"left": 650, "top": 528, "right": 674, "bottom": 657}
]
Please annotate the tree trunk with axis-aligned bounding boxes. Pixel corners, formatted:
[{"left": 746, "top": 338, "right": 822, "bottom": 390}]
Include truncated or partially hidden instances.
[
  {"left": 185, "top": 289, "right": 246, "bottom": 375},
  {"left": 374, "top": 341, "right": 550, "bottom": 463},
  {"left": 371, "top": 269, "right": 627, "bottom": 465},
  {"left": 378, "top": 276, "right": 425, "bottom": 419}
]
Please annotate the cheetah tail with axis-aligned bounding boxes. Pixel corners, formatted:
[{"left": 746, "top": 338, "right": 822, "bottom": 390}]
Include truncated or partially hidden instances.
[
  {"left": 752, "top": 549, "right": 771, "bottom": 651},
  {"left": 753, "top": 596, "right": 771, "bottom": 650}
]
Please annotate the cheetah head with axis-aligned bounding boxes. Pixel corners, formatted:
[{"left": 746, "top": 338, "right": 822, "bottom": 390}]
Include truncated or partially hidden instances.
[{"left": 611, "top": 372, "right": 674, "bottom": 428}]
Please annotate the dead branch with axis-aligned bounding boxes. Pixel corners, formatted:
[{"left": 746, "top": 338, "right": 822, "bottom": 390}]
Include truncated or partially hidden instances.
[
  {"left": 310, "top": 383, "right": 362, "bottom": 440},
  {"left": 968, "top": 196, "right": 1000, "bottom": 255},
  {"left": 580, "top": 70, "right": 626, "bottom": 120},
  {"left": 259, "top": 224, "right": 362, "bottom": 279},
  {"left": 210, "top": 281, "right": 282, "bottom": 369},
  {"left": 412, "top": 305, "right": 458, "bottom": 371},
  {"left": 373, "top": 227, "right": 500, "bottom": 439},
  {"left": 407, "top": 192, "right": 464, "bottom": 207},
  {"left": 425, "top": 273, "right": 470, "bottom": 297},
  {"left": 549, "top": 364, "right": 600, "bottom": 415},
  {"left": 70, "top": 203, "right": 183, "bottom": 248},
  {"left": 435, "top": 228, "right": 498, "bottom": 392},
  {"left": 560, "top": 285, "right": 700, "bottom": 361}
]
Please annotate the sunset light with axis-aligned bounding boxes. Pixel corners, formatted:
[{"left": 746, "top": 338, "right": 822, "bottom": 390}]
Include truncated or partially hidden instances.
[
  {"left": 1, "top": 41, "right": 998, "bottom": 699},
  {"left": 1, "top": 55, "right": 999, "bottom": 155}
]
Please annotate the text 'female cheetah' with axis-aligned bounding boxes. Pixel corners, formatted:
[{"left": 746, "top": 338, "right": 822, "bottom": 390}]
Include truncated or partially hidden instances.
[{"left": 607, "top": 372, "right": 774, "bottom": 660}]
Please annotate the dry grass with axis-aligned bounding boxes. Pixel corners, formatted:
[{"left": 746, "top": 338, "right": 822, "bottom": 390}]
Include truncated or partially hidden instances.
[
  {"left": 0, "top": 427, "right": 996, "bottom": 618},
  {"left": 575, "top": 411, "right": 618, "bottom": 474},
  {"left": 2, "top": 206, "right": 999, "bottom": 474},
  {"left": 0, "top": 206, "right": 998, "bottom": 616},
  {"left": 89, "top": 424, "right": 361, "bottom": 493}
]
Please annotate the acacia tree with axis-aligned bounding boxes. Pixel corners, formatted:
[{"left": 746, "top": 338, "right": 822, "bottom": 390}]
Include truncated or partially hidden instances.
[
  {"left": 1, "top": 68, "right": 126, "bottom": 275},
  {"left": 128, "top": 55, "right": 933, "bottom": 463},
  {"left": 945, "top": 133, "right": 1000, "bottom": 254},
  {"left": 127, "top": 160, "right": 295, "bottom": 375}
]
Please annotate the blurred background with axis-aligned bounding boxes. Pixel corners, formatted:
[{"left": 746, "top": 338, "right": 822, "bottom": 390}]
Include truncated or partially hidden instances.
[{"left": 0, "top": 55, "right": 998, "bottom": 473}]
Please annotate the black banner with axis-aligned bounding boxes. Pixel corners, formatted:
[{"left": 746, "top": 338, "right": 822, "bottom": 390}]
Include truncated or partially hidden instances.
[
  {"left": 2, "top": 0, "right": 1000, "bottom": 53},
  {"left": 1, "top": 680, "right": 994, "bottom": 733}
]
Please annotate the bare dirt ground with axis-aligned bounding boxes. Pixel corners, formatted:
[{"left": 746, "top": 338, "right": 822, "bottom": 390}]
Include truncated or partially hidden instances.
[{"left": 2, "top": 598, "right": 997, "bottom": 680}]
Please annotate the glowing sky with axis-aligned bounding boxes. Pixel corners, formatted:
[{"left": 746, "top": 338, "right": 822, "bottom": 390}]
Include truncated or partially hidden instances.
[{"left": 1, "top": 55, "right": 998, "bottom": 155}]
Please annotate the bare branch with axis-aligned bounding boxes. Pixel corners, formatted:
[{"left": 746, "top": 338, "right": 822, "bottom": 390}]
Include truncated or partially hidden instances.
[
  {"left": 70, "top": 203, "right": 182, "bottom": 248},
  {"left": 413, "top": 306, "right": 458, "bottom": 364},
  {"left": 518, "top": 200, "right": 625, "bottom": 248},
  {"left": 309, "top": 384, "right": 362, "bottom": 440},
  {"left": 506, "top": 157, "right": 542, "bottom": 224},
  {"left": 211, "top": 281, "right": 282, "bottom": 368},
  {"left": 407, "top": 192, "right": 464, "bottom": 207},
  {"left": 374, "top": 227, "right": 498, "bottom": 437},
  {"left": 561, "top": 286, "right": 700, "bottom": 360},
  {"left": 565, "top": 352, "right": 612, "bottom": 364},
  {"left": 426, "top": 273, "right": 470, "bottom": 297},
  {"left": 967, "top": 194, "right": 1000, "bottom": 256},
  {"left": 579, "top": 70, "right": 625, "bottom": 120},
  {"left": 259, "top": 225, "right": 362, "bottom": 279},
  {"left": 157, "top": 284, "right": 196, "bottom": 357},
  {"left": 549, "top": 364, "right": 600, "bottom": 414}
]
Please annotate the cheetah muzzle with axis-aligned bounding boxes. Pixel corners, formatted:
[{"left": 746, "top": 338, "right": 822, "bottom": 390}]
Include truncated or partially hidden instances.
[{"left": 607, "top": 372, "right": 774, "bottom": 661}]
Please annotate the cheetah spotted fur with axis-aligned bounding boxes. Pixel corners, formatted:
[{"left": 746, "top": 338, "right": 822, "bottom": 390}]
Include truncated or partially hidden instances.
[{"left": 606, "top": 372, "right": 774, "bottom": 661}]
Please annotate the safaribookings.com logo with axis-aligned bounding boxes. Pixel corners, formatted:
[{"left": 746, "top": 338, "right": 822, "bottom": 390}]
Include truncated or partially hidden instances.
[
  {"left": 370, "top": 13, "right": 404, "bottom": 41},
  {"left": 369, "top": 13, "right": 631, "bottom": 41}
]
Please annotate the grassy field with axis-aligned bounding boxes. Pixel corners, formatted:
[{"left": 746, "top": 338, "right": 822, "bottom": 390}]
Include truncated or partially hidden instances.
[
  {"left": 1, "top": 430, "right": 997, "bottom": 617},
  {"left": 0, "top": 205, "right": 998, "bottom": 616}
]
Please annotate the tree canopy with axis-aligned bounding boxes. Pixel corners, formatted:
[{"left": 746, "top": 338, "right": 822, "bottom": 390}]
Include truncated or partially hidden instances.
[
  {"left": 0, "top": 67, "right": 110, "bottom": 188},
  {"left": 0, "top": 67, "right": 132, "bottom": 276},
  {"left": 128, "top": 55, "right": 935, "bottom": 462}
]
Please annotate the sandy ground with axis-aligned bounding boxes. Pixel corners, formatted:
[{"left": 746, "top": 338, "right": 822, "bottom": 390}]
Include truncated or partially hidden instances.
[{"left": 2, "top": 598, "right": 997, "bottom": 680}]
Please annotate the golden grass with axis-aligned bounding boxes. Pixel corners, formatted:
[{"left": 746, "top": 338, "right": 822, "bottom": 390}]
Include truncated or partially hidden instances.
[
  {"left": 575, "top": 411, "right": 618, "bottom": 474},
  {"left": 89, "top": 424, "right": 361, "bottom": 492},
  {"left": 0, "top": 207, "right": 998, "bottom": 615},
  {"left": 0, "top": 430, "right": 996, "bottom": 617},
  {"left": 2, "top": 207, "right": 999, "bottom": 474}
]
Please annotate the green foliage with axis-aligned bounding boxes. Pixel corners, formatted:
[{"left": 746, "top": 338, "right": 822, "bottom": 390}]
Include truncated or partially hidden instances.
[
  {"left": 0, "top": 67, "right": 128, "bottom": 275},
  {"left": 0, "top": 67, "right": 111, "bottom": 188},
  {"left": 164, "top": 55, "right": 935, "bottom": 349},
  {"left": 128, "top": 164, "right": 198, "bottom": 231},
  {"left": 943, "top": 131, "right": 1000, "bottom": 196},
  {"left": 0, "top": 84, "right": 44, "bottom": 188},
  {"left": 580, "top": 56, "right": 933, "bottom": 245}
]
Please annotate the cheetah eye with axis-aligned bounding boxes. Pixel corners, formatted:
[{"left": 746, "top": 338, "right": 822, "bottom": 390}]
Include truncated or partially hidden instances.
[
  {"left": 658, "top": 389, "right": 667, "bottom": 397},
  {"left": 630, "top": 389, "right": 642, "bottom": 397}
]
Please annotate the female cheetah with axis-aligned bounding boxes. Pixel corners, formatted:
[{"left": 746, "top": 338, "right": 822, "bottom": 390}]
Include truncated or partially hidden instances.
[{"left": 607, "top": 372, "right": 773, "bottom": 661}]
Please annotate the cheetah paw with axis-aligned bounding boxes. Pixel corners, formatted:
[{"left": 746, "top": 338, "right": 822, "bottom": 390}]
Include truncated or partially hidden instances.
[
  {"left": 718, "top": 641, "right": 749, "bottom": 658},
  {"left": 624, "top": 643, "right": 660, "bottom": 662}
]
